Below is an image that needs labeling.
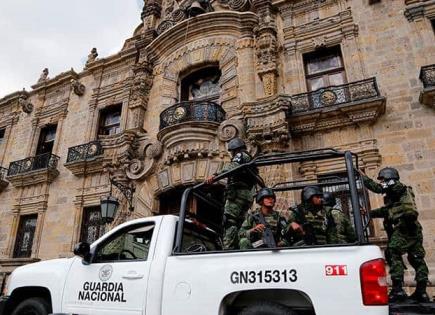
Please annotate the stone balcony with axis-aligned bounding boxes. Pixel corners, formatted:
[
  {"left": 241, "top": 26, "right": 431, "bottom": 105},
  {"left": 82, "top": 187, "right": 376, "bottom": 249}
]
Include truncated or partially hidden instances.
[
  {"left": 0, "top": 167, "right": 8, "bottom": 192},
  {"left": 6, "top": 153, "right": 60, "bottom": 187},
  {"left": 64, "top": 140, "right": 104, "bottom": 176},
  {"left": 419, "top": 64, "right": 435, "bottom": 108},
  {"left": 287, "top": 77, "right": 386, "bottom": 134},
  {"left": 158, "top": 101, "right": 226, "bottom": 165}
]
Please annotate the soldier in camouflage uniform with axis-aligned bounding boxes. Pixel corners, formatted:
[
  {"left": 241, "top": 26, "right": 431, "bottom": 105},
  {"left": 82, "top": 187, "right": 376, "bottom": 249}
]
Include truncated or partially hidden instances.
[
  {"left": 239, "top": 188, "right": 289, "bottom": 249},
  {"left": 205, "top": 138, "right": 258, "bottom": 250},
  {"left": 362, "top": 167, "right": 430, "bottom": 303},
  {"left": 323, "top": 192, "right": 357, "bottom": 244},
  {"left": 288, "top": 186, "right": 333, "bottom": 246}
]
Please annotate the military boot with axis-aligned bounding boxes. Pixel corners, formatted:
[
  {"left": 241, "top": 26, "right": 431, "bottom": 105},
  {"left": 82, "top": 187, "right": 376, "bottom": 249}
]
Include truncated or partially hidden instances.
[
  {"left": 389, "top": 279, "right": 408, "bottom": 303},
  {"left": 409, "top": 281, "right": 431, "bottom": 303}
]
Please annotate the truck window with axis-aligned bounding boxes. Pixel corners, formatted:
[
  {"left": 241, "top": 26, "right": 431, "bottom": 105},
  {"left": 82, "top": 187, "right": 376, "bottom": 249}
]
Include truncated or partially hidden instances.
[
  {"left": 181, "top": 221, "right": 222, "bottom": 253},
  {"left": 93, "top": 223, "right": 155, "bottom": 263}
]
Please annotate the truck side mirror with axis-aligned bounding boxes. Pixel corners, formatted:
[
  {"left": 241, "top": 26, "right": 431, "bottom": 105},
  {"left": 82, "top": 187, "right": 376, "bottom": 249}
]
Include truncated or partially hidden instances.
[{"left": 73, "top": 242, "right": 92, "bottom": 265}]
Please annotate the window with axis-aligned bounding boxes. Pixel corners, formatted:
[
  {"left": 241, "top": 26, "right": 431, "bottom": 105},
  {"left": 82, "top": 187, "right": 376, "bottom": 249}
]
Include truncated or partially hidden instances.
[
  {"left": 99, "top": 104, "right": 122, "bottom": 136},
  {"left": 13, "top": 214, "right": 38, "bottom": 258},
  {"left": 0, "top": 128, "right": 5, "bottom": 144},
  {"left": 36, "top": 124, "right": 57, "bottom": 155},
  {"left": 431, "top": 19, "right": 435, "bottom": 35},
  {"left": 94, "top": 223, "right": 154, "bottom": 262},
  {"left": 80, "top": 207, "right": 105, "bottom": 244},
  {"left": 180, "top": 67, "right": 221, "bottom": 102},
  {"left": 303, "top": 46, "right": 346, "bottom": 91}
]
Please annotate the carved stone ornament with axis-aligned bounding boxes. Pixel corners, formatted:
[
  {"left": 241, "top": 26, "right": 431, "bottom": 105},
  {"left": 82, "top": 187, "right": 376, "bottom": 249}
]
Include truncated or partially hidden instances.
[
  {"left": 18, "top": 96, "right": 33, "bottom": 114},
  {"left": 71, "top": 79, "right": 85, "bottom": 96},
  {"left": 126, "top": 140, "right": 163, "bottom": 180},
  {"left": 37, "top": 68, "right": 49, "bottom": 83},
  {"left": 217, "top": 119, "right": 245, "bottom": 142},
  {"left": 218, "top": 0, "right": 251, "bottom": 12},
  {"left": 86, "top": 48, "right": 98, "bottom": 66}
]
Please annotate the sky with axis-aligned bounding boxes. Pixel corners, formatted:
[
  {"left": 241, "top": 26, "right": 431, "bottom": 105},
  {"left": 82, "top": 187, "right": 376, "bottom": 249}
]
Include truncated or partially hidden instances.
[{"left": 0, "top": 0, "right": 144, "bottom": 97}]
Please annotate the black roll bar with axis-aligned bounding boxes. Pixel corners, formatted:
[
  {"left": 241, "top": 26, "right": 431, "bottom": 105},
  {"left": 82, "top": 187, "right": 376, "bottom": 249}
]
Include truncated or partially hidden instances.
[
  {"left": 344, "top": 151, "right": 365, "bottom": 243},
  {"left": 174, "top": 148, "right": 367, "bottom": 253}
]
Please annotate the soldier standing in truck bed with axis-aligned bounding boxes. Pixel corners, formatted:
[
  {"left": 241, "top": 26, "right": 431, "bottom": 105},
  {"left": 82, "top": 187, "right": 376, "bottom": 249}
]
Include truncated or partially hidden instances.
[
  {"left": 205, "top": 138, "right": 259, "bottom": 250},
  {"left": 361, "top": 167, "right": 430, "bottom": 303}
]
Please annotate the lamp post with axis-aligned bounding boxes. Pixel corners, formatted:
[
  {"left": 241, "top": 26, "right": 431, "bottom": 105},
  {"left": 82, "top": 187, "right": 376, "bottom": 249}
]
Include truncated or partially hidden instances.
[{"left": 100, "top": 177, "right": 135, "bottom": 224}]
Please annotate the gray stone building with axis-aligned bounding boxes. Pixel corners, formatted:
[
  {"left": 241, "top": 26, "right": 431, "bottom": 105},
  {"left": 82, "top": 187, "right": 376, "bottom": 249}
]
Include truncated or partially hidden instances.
[{"left": 0, "top": 0, "right": 434, "bottom": 294}]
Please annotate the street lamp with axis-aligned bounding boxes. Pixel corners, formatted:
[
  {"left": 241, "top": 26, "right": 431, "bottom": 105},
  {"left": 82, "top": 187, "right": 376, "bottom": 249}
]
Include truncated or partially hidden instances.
[
  {"left": 100, "top": 195, "right": 119, "bottom": 224},
  {"left": 100, "top": 177, "right": 135, "bottom": 223}
]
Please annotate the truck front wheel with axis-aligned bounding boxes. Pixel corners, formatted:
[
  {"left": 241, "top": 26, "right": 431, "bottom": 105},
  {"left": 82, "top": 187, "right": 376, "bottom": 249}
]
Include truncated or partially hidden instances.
[
  {"left": 238, "top": 301, "right": 296, "bottom": 315},
  {"left": 11, "top": 297, "right": 51, "bottom": 315}
]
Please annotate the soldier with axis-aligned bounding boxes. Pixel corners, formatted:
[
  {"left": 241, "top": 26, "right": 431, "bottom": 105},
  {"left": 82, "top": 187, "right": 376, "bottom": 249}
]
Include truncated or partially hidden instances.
[
  {"left": 239, "top": 187, "right": 289, "bottom": 249},
  {"left": 323, "top": 192, "right": 357, "bottom": 244},
  {"left": 205, "top": 138, "right": 258, "bottom": 250},
  {"left": 361, "top": 167, "right": 430, "bottom": 303},
  {"left": 287, "top": 186, "right": 330, "bottom": 246}
]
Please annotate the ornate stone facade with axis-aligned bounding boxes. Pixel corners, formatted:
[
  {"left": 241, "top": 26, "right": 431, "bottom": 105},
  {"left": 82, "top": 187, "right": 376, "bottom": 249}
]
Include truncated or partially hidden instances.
[{"left": 0, "top": 0, "right": 434, "bottom": 294}]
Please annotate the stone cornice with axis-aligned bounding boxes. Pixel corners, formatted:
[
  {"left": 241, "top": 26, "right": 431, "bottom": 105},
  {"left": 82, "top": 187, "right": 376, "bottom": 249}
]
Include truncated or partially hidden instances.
[
  {"left": 289, "top": 96, "right": 386, "bottom": 134},
  {"left": 405, "top": 0, "right": 435, "bottom": 21},
  {"left": 147, "top": 11, "right": 259, "bottom": 64},
  {"left": 6, "top": 169, "right": 59, "bottom": 188},
  {"left": 31, "top": 69, "right": 79, "bottom": 92},
  {"left": 283, "top": 8, "right": 358, "bottom": 53}
]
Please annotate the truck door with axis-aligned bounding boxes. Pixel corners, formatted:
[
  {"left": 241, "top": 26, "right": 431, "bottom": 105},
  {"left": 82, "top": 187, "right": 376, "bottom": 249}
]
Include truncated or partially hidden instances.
[{"left": 62, "top": 221, "right": 157, "bottom": 315}]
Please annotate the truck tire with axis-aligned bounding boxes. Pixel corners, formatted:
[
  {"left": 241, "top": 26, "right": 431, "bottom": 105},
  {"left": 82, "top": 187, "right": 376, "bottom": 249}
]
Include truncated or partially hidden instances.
[
  {"left": 11, "top": 297, "right": 51, "bottom": 315},
  {"left": 238, "top": 301, "right": 296, "bottom": 315}
]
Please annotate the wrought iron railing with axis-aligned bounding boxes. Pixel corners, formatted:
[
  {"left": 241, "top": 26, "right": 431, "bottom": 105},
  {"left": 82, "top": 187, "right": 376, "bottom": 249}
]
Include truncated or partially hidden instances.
[
  {"left": 419, "top": 64, "right": 435, "bottom": 88},
  {"left": 290, "top": 77, "right": 381, "bottom": 114},
  {"left": 66, "top": 140, "right": 103, "bottom": 163},
  {"left": 159, "top": 101, "right": 226, "bottom": 130},
  {"left": 7, "top": 153, "right": 60, "bottom": 176},
  {"left": 0, "top": 167, "right": 7, "bottom": 181}
]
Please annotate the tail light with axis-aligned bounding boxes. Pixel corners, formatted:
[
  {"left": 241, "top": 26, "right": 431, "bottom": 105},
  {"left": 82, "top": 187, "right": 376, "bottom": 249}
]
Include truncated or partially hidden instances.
[{"left": 360, "top": 258, "right": 388, "bottom": 305}]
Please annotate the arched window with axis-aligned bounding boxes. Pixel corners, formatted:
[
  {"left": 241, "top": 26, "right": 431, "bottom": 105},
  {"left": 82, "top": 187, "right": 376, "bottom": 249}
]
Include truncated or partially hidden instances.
[{"left": 180, "top": 66, "right": 221, "bottom": 102}]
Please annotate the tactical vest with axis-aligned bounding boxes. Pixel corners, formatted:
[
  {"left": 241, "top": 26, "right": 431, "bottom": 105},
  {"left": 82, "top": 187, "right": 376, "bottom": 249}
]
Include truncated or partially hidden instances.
[
  {"left": 228, "top": 152, "right": 258, "bottom": 189},
  {"left": 290, "top": 205, "right": 328, "bottom": 245},
  {"left": 387, "top": 184, "right": 419, "bottom": 223},
  {"left": 252, "top": 211, "right": 281, "bottom": 239}
]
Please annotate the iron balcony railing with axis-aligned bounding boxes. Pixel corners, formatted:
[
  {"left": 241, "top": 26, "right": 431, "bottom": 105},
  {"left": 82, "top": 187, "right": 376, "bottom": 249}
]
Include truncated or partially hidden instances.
[
  {"left": 419, "top": 64, "right": 435, "bottom": 88},
  {"left": 7, "top": 153, "right": 60, "bottom": 176},
  {"left": 290, "top": 77, "right": 381, "bottom": 114},
  {"left": 0, "top": 167, "right": 7, "bottom": 181},
  {"left": 66, "top": 140, "right": 103, "bottom": 163},
  {"left": 159, "top": 100, "right": 226, "bottom": 130}
]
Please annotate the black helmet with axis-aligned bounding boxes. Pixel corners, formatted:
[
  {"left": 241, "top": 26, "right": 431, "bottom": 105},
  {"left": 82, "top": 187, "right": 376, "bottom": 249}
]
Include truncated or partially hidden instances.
[
  {"left": 227, "top": 138, "right": 246, "bottom": 151},
  {"left": 323, "top": 192, "right": 336, "bottom": 207},
  {"left": 301, "top": 185, "right": 323, "bottom": 203},
  {"left": 377, "top": 167, "right": 400, "bottom": 181},
  {"left": 256, "top": 187, "right": 276, "bottom": 204}
]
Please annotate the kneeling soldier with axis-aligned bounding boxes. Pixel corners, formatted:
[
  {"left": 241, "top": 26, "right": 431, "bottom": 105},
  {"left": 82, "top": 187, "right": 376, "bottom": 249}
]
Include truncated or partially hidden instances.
[
  {"left": 239, "top": 188, "right": 289, "bottom": 249},
  {"left": 361, "top": 167, "right": 430, "bottom": 303}
]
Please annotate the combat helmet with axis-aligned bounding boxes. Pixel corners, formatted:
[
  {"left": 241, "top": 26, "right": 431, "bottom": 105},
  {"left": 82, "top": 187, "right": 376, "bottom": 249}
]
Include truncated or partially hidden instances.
[
  {"left": 301, "top": 185, "right": 323, "bottom": 203},
  {"left": 256, "top": 187, "right": 276, "bottom": 204},
  {"left": 227, "top": 137, "right": 246, "bottom": 151},
  {"left": 377, "top": 167, "right": 400, "bottom": 181},
  {"left": 323, "top": 192, "right": 336, "bottom": 207}
]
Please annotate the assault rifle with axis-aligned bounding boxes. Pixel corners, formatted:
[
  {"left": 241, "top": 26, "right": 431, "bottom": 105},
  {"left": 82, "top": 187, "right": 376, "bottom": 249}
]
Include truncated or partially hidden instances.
[{"left": 252, "top": 212, "right": 277, "bottom": 248}]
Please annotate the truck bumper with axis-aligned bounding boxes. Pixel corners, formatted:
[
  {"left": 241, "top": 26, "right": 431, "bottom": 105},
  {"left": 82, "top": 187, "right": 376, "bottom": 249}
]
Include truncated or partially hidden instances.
[{"left": 0, "top": 296, "right": 10, "bottom": 315}]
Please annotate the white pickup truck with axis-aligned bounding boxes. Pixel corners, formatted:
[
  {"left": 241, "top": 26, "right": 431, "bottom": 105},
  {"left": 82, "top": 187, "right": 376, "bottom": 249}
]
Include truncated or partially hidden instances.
[{"left": 0, "top": 150, "right": 390, "bottom": 315}]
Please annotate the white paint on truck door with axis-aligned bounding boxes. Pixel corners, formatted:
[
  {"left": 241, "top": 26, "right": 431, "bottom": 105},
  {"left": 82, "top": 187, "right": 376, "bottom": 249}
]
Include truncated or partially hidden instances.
[{"left": 62, "top": 222, "right": 156, "bottom": 315}]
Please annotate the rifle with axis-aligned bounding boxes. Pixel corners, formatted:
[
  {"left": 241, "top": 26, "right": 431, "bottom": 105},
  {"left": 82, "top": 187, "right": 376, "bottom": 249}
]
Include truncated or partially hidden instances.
[{"left": 252, "top": 212, "right": 277, "bottom": 248}]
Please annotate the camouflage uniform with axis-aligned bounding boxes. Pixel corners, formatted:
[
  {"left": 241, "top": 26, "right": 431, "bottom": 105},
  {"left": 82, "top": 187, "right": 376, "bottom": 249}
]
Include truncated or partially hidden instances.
[
  {"left": 239, "top": 208, "right": 289, "bottom": 249},
  {"left": 218, "top": 151, "right": 256, "bottom": 249},
  {"left": 363, "top": 175, "right": 429, "bottom": 285},
  {"left": 288, "top": 203, "right": 330, "bottom": 246},
  {"left": 324, "top": 206, "right": 357, "bottom": 244}
]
